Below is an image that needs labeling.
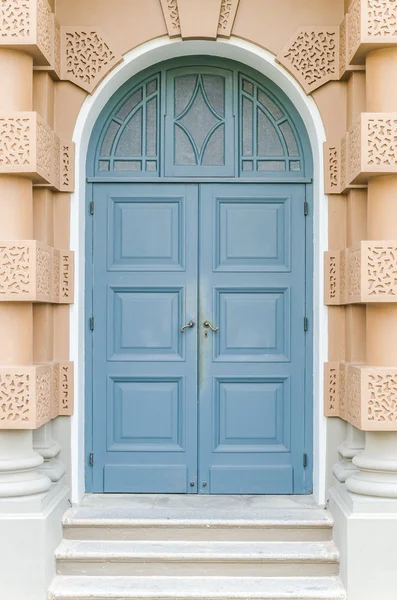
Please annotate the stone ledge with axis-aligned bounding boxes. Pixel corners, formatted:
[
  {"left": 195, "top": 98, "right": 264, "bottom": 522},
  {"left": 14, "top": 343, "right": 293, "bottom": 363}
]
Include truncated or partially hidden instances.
[
  {"left": 0, "top": 112, "right": 75, "bottom": 190},
  {"left": 0, "top": 361, "right": 73, "bottom": 430},
  {"left": 325, "top": 242, "right": 397, "bottom": 305},
  {"left": 0, "top": 241, "right": 74, "bottom": 304},
  {"left": 325, "top": 362, "right": 397, "bottom": 431},
  {"left": 0, "top": 0, "right": 53, "bottom": 65}
]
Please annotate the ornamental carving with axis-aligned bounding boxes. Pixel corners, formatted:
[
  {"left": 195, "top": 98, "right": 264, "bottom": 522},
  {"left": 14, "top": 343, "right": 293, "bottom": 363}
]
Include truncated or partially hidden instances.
[
  {"left": 324, "top": 144, "right": 340, "bottom": 194},
  {"left": 160, "top": 0, "right": 181, "bottom": 37},
  {"left": 59, "top": 251, "right": 74, "bottom": 303},
  {"left": 367, "top": 117, "right": 397, "bottom": 167},
  {"left": 0, "top": 0, "right": 52, "bottom": 65},
  {"left": 367, "top": 0, "right": 397, "bottom": 37},
  {"left": 340, "top": 250, "right": 346, "bottom": 302},
  {"left": 37, "top": 116, "right": 52, "bottom": 181},
  {"left": 347, "top": 122, "right": 362, "bottom": 183},
  {"left": 0, "top": 116, "right": 31, "bottom": 167},
  {"left": 218, "top": 0, "right": 240, "bottom": 37},
  {"left": 340, "top": 362, "right": 346, "bottom": 419},
  {"left": 277, "top": 27, "right": 339, "bottom": 94},
  {"left": 52, "top": 363, "right": 59, "bottom": 419},
  {"left": 60, "top": 140, "right": 75, "bottom": 192},
  {"left": 0, "top": 1, "right": 31, "bottom": 39},
  {"left": 367, "top": 245, "right": 397, "bottom": 298},
  {"left": 36, "top": 245, "right": 52, "bottom": 300},
  {"left": 325, "top": 251, "right": 341, "bottom": 304},
  {"left": 61, "top": 27, "right": 122, "bottom": 94},
  {"left": 347, "top": 366, "right": 361, "bottom": 428},
  {"left": 0, "top": 242, "right": 74, "bottom": 303},
  {"left": 0, "top": 366, "right": 52, "bottom": 429},
  {"left": 348, "top": 247, "right": 362, "bottom": 300},
  {"left": 348, "top": 0, "right": 397, "bottom": 63},
  {"left": 0, "top": 245, "right": 31, "bottom": 297},
  {"left": 58, "top": 362, "right": 74, "bottom": 416},
  {"left": 325, "top": 363, "right": 340, "bottom": 416},
  {"left": 367, "top": 371, "right": 397, "bottom": 423},
  {"left": 0, "top": 372, "right": 31, "bottom": 425}
]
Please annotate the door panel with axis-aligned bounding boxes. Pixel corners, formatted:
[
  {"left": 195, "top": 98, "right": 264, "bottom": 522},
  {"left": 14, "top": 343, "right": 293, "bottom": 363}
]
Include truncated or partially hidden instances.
[
  {"left": 91, "top": 183, "right": 198, "bottom": 493},
  {"left": 198, "top": 183, "right": 307, "bottom": 494}
]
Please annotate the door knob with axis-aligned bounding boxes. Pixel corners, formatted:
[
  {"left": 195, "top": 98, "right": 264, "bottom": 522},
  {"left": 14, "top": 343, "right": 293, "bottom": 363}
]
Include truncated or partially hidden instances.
[
  {"left": 180, "top": 320, "right": 195, "bottom": 333},
  {"left": 203, "top": 320, "right": 219, "bottom": 332}
]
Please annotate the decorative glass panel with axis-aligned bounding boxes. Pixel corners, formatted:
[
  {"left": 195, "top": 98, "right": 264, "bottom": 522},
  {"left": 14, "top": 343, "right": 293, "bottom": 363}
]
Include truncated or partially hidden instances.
[
  {"left": 239, "top": 74, "right": 303, "bottom": 175},
  {"left": 96, "top": 74, "right": 160, "bottom": 176},
  {"left": 173, "top": 74, "right": 226, "bottom": 167}
]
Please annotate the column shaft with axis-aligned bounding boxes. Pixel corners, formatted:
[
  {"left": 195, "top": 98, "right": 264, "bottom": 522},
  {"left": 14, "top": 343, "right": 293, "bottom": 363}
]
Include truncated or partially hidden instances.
[
  {"left": 346, "top": 47, "right": 397, "bottom": 498},
  {"left": 0, "top": 49, "right": 50, "bottom": 499}
]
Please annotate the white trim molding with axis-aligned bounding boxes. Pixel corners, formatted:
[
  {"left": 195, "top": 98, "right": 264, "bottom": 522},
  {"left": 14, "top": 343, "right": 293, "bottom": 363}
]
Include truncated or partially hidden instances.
[{"left": 70, "top": 36, "right": 328, "bottom": 504}]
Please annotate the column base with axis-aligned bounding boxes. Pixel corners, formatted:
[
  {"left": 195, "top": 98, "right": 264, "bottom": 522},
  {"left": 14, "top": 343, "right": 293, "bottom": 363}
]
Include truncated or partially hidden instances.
[
  {"left": 39, "top": 458, "right": 65, "bottom": 482},
  {"left": 328, "top": 483, "right": 397, "bottom": 600}
]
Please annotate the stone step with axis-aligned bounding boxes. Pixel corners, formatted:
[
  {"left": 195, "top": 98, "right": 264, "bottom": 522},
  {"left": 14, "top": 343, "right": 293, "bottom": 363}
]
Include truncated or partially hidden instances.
[
  {"left": 55, "top": 540, "right": 339, "bottom": 577},
  {"left": 48, "top": 575, "right": 347, "bottom": 600},
  {"left": 63, "top": 505, "right": 334, "bottom": 542}
]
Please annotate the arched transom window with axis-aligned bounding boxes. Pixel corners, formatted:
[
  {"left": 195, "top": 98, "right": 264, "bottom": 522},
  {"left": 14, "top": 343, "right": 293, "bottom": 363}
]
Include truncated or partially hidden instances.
[{"left": 92, "top": 59, "right": 308, "bottom": 179}]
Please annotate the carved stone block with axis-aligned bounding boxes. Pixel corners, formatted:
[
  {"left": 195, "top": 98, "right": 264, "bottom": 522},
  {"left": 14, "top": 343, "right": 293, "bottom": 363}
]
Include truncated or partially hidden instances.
[
  {"left": 58, "top": 361, "right": 74, "bottom": 416},
  {"left": 277, "top": 27, "right": 339, "bottom": 94},
  {"left": 339, "top": 14, "right": 366, "bottom": 80},
  {"left": 217, "top": 0, "right": 240, "bottom": 38},
  {"left": 0, "top": 365, "right": 52, "bottom": 429},
  {"left": 0, "top": 0, "right": 53, "bottom": 65},
  {"left": 34, "top": 13, "right": 61, "bottom": 79},
  {"left": 0, "top": 112, "right": 53, "bottom": 183},
  {"left": 346, "top": 364, "right": 397, "bottom": 430},
  {"left": 50, "top": 135, "right": 75, "bottom": 192},
  {"left": 325, "top": 242, "right": 397, "bottom": 305},
  {"left": 160, "top": 0, "right": 181, "bottom": 37},
  {"left": 324, "top": 362, "right": 340, "bottom": 417},
  {"left": 324, "top": 250, "right": 343, "bottom": 304},
  {"left": 348, "top": 0, "right": 397, "bottom": 64},
  {"left": 324, "top": 138, "right": 367, "bottom": 194},
  {"left": 0, "top": 241, "right": 74, "bottom": 303},
  {"left": 60, "top": 27, "right": 122, "bottom": 94}
]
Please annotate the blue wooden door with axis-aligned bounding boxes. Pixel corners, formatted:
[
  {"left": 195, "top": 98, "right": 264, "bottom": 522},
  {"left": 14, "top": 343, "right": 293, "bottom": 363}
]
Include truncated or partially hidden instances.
[
  {"left": 198, "top": 183, "right": 307, "bottom": 494},
  {"left": 91, "top": 183, "right": 199, "bottom": 492},
  {"left": 90, "top": 182, "right": 308, "bottom": 493}
]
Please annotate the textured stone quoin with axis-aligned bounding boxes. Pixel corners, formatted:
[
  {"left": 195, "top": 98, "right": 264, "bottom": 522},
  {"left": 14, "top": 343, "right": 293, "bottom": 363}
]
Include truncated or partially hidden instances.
[
  {"left": 60, "top": 27, "right": 122, "bottom": 93},
  {"left": 217, "top": 0, "right": 240, "bottom": 37},
  {"left": 325, "top": 243, "right": 397, "bottom": 305},
  {"left": 0, "top": 0, "right": 53, "bottom": 65},
  {"left": 277, "top": 27, "right": 339, "bottom": 94},
  {"left": 0, "top": 242, "right": 74, "bottom": 303},
  {"left": 348, "top": 0, "right": 397, "bottom": 64},
  {"left": 0, "top": 365, "right": 52, "bottom": 429},
  {"left": 325, "top": 363, "right": 397, "bottom": 430}
]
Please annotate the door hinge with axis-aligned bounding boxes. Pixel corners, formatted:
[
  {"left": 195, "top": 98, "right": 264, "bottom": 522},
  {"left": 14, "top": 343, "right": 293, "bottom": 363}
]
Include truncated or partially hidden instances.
[
  {"left": 303, "top": 453, "right": 308, "bottom": 468},
  {"left": 89, "top": 452, "right": 94, "bottom": 467},
  {"left": 304, "top": 201, "right": 309, "bottom": 216},
  {"left": 89, "top": 316, "right": 94, "bottom": 331},
  {"left": 304, "top": 316, "right": 308, "bottom": 331},
  {"left": 89, "top": 201, "right": 95, "bottom": 215}
]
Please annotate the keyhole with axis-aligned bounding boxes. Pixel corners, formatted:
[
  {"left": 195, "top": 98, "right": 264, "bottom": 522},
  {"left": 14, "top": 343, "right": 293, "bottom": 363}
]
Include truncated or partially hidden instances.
[{"left": 204, "top": 331, "right": 209, "bottom": 339}]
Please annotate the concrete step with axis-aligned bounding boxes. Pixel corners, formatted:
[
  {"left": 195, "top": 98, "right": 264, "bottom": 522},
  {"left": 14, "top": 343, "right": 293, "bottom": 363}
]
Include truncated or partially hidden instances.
[
  {"left": 55, "top": 540, "right": 339, "bottom": 577},
  {"left": 48, "top": 575, "right": 347, "bottom": 600},
  {"left": 63, "top": 505, "right": 334, "bottom": 542}
]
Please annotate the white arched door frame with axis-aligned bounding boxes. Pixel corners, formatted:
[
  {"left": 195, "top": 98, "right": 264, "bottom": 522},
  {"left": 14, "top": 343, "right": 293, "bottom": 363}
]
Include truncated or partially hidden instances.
[{"left": 70, "top": 36, "right": 328, "bottom": 504}]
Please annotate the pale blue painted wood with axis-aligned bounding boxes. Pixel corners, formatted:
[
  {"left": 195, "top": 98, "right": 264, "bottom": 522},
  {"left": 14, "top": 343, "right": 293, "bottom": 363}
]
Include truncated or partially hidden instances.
[
  {"left": 86, "top": 57, "right": 314, "bottom": 495},
  {"left": 91, "top": 183, "right": 199, "bottom": 492},
  {"left": 198, "top": 183, "right": 307, "bottom": 494}
]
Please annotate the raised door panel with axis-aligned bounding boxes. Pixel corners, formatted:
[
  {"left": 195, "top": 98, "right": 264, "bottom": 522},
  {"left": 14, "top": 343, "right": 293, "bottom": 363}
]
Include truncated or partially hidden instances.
[{"left": 90, "top": 183, "right": 198, "bottom": 493}]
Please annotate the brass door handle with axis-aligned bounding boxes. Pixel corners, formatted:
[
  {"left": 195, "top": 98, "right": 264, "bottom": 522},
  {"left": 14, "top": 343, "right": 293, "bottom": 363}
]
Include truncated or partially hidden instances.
[
  {"left": 180, "top": 320, "right": 195, "bottom": 333},
  {"left": 203, "top": 320, "right": 219, "bottom": 332}
]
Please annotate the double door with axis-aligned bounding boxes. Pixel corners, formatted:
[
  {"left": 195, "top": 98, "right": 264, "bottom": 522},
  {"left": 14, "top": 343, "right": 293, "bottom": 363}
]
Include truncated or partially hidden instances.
[{"left": 89, "top": 182, "right": 309, "bottom": 494}]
